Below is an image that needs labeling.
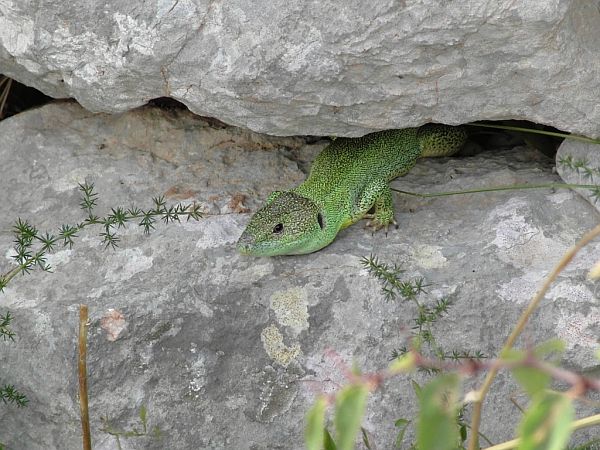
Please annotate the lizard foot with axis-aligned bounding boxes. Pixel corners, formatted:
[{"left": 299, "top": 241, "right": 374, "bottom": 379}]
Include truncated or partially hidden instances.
[{"left": 364, "top": 216, "right": 398, "bottom": 235}]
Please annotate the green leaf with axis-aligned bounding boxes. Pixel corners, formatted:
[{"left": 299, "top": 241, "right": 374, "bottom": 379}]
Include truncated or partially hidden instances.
[
  {"left": 394, "top": 419, "right": 411, "bottom": 448},
  {"left": 504, "top": 341, "right": 565, "bottom": 398},
  {"left": 545, "top": 401, "right": 573, "bottom": 450},
  {"left": 388, "top": 353, "right": 416, "bottom": 374},
  {"left": 532, "top": 339, "right": 565, "bottom": 359},
  {"left": 411, "top": 380, "right": 422, "bottom": 399},
  {"left": 305, "top": 397, "right": 327, "bottom": 450},
  {"left": 324, "top": 428, "right": 337, "bottom": 450},
  {"left": 517, "top": 393, "right": 573, "bottom": 450},
  {"left": 501, "top": 348, "right": 525, "bottom": 361},
  {"left": 512, "top": 367, "right": 551, "bottom": 398},
  {"left": 335, "top": 384, "right": 369, "bottom": 450},
  {"left": 502, "top": 349, "right": 550, "bottom": 397},
  {"left": 416, "top": 374, "right": 461, "bottom": 450}
]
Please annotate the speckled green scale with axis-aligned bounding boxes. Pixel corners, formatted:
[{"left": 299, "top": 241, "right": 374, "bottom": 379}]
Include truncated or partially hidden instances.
[{"left": 237, "top": 124, "right": 467, "bottom": 256}]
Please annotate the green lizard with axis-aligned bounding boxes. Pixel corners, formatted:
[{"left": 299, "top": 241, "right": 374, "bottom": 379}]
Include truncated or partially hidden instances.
[{"left": 237, "top": 124, "right": 467, "bottom": 256}]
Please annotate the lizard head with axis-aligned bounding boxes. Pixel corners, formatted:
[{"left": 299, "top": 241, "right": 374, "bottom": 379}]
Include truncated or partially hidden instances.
[{"left": 237, "top": 191, "right": 330, "bottom": 256}]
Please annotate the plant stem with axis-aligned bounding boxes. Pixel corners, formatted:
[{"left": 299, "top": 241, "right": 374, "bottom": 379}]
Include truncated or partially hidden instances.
[
  {"left": 2, "top": 250, "right": 47, "bottom": 285},
  {"left": 467, "top": 222, "right": 600, "bottom": 450},
  {"left": 79, "top": 304, "right": 91, "bottom": 450},
  {"left": 391, "top": 183, "right": 597, "bottom": 198},
  {"left": 0, "top": 77, "right": 12, "bottom": 119},
  {"left": 467, "top": 123, "right": 600, "bottom": 145},
  {"left": 483, "top": 413, "right": 600, "bottom": 450},
  {"left": 461, "top": 422, "right": 494, "bottom": 447}
]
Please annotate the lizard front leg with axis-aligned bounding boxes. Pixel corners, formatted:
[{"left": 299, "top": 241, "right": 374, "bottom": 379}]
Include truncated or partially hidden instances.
[{"left": 351, "top": 179, "right": 397, "bottom": 232}]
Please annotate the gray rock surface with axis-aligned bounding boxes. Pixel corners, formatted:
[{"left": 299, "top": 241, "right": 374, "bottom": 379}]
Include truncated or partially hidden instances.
[
  {"left": 0, "top": 103, "right": 599, "bottom": 449},
  {"left": 2, "top": 1, "right": 600, "bottom": 137}
]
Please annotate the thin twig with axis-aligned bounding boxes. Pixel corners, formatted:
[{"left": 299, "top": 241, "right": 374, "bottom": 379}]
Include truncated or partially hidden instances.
[
  {"left": 483, "top": 413, "right": 600, "bottom": 450},
  {"left": 509, "top": 395, "right": 525, "bottom": 415},
  {"left": 79, "top": 304, "right": 91, "bottom": 450},
  {"left": 0, "top": 77, "right": 12, "bottom": 119},
  {"left": 406, "top": 352, "right": 600, "bottom": 393},
  {"left": 391, "top": 183, "right": 598, "bottom": 198},
  {"left": 467, "top": 123, "right": 600, "bottom": 145},
  {"left": 467, "top": 223, "right": 600, "bottom": 450}
]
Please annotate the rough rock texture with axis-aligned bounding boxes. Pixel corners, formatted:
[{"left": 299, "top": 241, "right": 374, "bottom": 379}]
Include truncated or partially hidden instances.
[
  {"left": 556, "top": 139, "right": 600, "bottom": 214},
  {"left": 2, "top": 1, "right": 600, "bottom": 137},
  {"left": 0, "top": 103, "right": 599, "bottom": 449}
]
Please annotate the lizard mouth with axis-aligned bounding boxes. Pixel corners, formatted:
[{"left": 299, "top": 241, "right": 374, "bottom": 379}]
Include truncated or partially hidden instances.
[
  {"left": 236, "top": 244, "right": 251, "bottom": 255},
  {"left": 236, "top": 230, "right": 256, "bottom": 255},
  {"left": 236, "top": 229, "right": 302, "bottom": 257},
  {"left": 237, "top": 230, "right": 281, "bottom": 256}
]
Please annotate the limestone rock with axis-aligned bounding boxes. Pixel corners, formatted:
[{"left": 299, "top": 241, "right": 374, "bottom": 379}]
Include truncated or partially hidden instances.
[
  {"left": 0, "top": 104, "right": 598, "bottom": 449},
  {"left": 1, "top": 1, "right": 600, "bottom": 137}
]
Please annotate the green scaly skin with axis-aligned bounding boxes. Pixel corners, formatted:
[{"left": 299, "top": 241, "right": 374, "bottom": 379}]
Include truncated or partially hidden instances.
[{"left": 237, "top": 124, "right": 467, "bottom": 256}]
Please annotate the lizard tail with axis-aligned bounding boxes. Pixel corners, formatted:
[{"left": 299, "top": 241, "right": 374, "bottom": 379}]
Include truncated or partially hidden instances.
[{"left": 418, "top": 124, "right": 468, "bottom": 157}]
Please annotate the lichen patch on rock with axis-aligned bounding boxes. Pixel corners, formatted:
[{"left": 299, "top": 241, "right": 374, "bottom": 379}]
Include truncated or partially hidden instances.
[
  {"left": 260, "top": 324, "right": 302, "bottom": 367},
  {"left": 269, "top": 287, "right": 309, "bottom": 334}
]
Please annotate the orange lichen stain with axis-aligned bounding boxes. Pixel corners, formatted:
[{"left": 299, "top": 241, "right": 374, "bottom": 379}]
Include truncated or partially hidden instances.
[
  {"left": 100, "top": 309, "right": 127, "bottom": 341},
  {"left": 164, "top": 185, "right": 197, "bottom": 200},
  {"left": 228, "top": 193, "right": 250, "bottom": 213}
]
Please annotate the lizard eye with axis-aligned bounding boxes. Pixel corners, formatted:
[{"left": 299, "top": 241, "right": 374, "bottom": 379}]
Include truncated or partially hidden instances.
[
  {"left": 317, "top": 213, "right": 324, "bottom": 230},
  {"left": 272, "top": 223, "right": 284, "bottom": 234}
]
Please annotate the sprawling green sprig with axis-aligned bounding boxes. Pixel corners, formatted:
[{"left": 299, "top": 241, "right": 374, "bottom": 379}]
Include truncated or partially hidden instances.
[
  {"left": 558, "top": 155, "right": 600, "bottom": 203},
  {"left": 558, "top": 155, "right": 600, "bottom": 178},
  {"left": 0, "top": 384, "right": 28, "bottom": 407},
  {"left": 360, "top": 255, "right": 429, "bottom": 302},
  {"left": 79, "top": 181, "right": 99, "bottom": 215},
  {"left": 0, "top": 312, "right": 15, "bottom": 341},
  {"left": 360, "top": 254, "right": 484, "bottom": 369},
  {"left": 0, "top": 182, "right": 203, "bottom": 291}
]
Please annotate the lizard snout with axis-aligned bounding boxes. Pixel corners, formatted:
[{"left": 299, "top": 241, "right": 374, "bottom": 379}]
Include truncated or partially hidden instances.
[{"left": 236, "top": 230, "right": 255, "bottom": 255}]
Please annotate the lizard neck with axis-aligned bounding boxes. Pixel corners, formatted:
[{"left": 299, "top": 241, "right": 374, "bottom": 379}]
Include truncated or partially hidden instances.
[{"left": 290, "top": 186, "right": 347, "bottom": 251}]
